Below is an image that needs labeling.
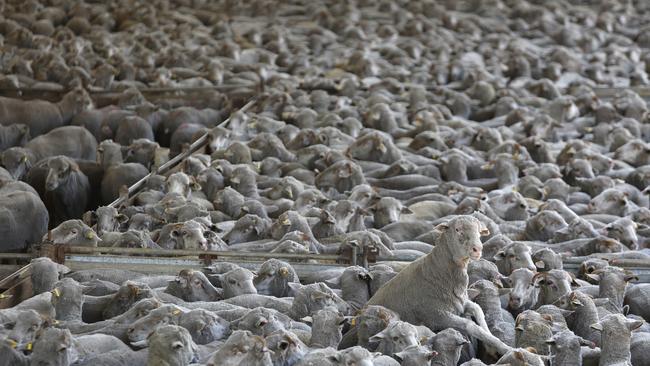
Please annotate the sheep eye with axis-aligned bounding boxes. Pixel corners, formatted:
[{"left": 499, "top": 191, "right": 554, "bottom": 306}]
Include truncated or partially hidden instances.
[{"left": 279, "top": 341, "right": 289, "bottom": 350}]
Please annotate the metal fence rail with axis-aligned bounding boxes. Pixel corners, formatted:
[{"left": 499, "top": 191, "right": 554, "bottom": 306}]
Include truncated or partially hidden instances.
[
  {"left": 2, "top": 246, "right": 650, "bottom": 308},
  {"left": 2, "top": 244, "right": 650, "bottom": 281}
]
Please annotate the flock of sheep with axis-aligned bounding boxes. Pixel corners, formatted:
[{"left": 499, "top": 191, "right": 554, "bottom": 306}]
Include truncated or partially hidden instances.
[{"left": 1, "top": 0, "right": 650, "bottom": 365}]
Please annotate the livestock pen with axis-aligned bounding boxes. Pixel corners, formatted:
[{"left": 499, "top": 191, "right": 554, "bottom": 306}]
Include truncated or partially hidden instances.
[{"left": 2, "top": 85, "right": 650, "bottom": 306}]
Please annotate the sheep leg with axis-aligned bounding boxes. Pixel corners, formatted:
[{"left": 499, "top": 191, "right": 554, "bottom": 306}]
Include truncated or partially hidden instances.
[
  {"left": 432, "top": 312, "right": 512, "bottom": 356},
  {"left": 463, "top": 300, "right": 490, "bottom": 332}
]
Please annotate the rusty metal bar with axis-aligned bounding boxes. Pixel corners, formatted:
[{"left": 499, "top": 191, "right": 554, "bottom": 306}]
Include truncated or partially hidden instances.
[
  {"left": 0, "top": 264, "right": 32, "bottom": 291},
  {"left": 60, "top": 245, "right": 342, "bottom": 262},
  {"left": 0, "top": 253, "right": 33, "bottom": 260},
  {"left": 0, "top": 264, "right": 33, "bottom": 309}
]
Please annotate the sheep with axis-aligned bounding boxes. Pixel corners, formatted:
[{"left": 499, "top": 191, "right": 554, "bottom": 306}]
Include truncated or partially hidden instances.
[
  {"left": 546, "top": 330, "right": 595, "bottom": 366},
  {"left": 367, "top": 216, "right": 511, "bottom": 356},
  {"left": 0, "top": 86, "right": 92, "bottom": 137},
  {"left": 591, "top": 314, "right": 644, "bottom": 366}
]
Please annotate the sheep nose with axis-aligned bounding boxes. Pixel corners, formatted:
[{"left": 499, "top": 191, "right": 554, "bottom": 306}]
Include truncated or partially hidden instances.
[{"left": 509, "top": 296, "right": 521, "bottom": 307}]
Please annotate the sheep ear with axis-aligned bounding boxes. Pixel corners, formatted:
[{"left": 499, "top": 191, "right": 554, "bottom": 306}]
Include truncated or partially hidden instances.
[
  {"left": 338, "top": 167, "right": 352, "bottom": 178},
  {"left": 131, "top": 339, "right": 148, "bottom": 348},
  {"left": 400, "top": 206, "right": 413, "bottom": 214},
  {"left": 310, "top": 292, "right": 327, "bottom": 301},
  {"left": 252, "top": 224, "right": 263, "bottom": 236},
  {"left": 534, "top": 260, "right": 545, "bottom": 269},
  {"left": 585, "top": 273, "right": 600, "bottom": 282},
  {"left": 434, "top": 222, "right": 449, "bottom": 232},
  {"left": 545, "top": 338, "right": 556, "bottom": 345},
  {"left": 300, "top": 316, "right": 313, "bottom": 324},
  {"left": 624, "top": 273, "right": 639, "bottom": 282},
  {"left": 514, "top": 351, "right": 525, "bottom": 361},
  {"left": 82, "top": 211, "right": 96, "bottom": 226},
  {"left": 204, "top": 231, "right": 217, "bottom": 239},
  {"left": 569, "top": 292, "right": 582, "bottom": 306},
  {"left": 116, "top": 214, "right": 129, "bottom": 224},
  {"left": 287, "top": 282, "right": 302, "bottom": 293},
  {"left": 622, "top": 305, "right": 630, "bottom": 316},
  {"left": 590, "top": 322, "right": 603, "bottom": 331},
  {"left": 467, "top": 288, "right": 480, "bottom": 300},
  {"left": 627, "top": 319, "right": 644, "bottom": 331},
  {"left": 532, "top": 273, "right": 545, "bottom": 287},
  {"left": 493, "top": 251, "right": 506, "bottom": 260},
  {"left": 579, "top": 338, "right": 596, "bottom": 348},
  {"left": 340, "top": 316, "right": 353, "bottom": 325},
  {"left": 368, "top": 331, "right": 385, "bottom": 343},
  {"left": 328, "top": 354, "right": 343, "bottom": 363}
]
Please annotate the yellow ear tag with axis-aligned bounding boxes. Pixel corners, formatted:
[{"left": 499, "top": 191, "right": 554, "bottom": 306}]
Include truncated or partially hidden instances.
[
  {"left": 26, "top": 343, "right": 32, "bottom": 351},
  {"left": 172, "top": 310, "right": 181, "bottom": 315},
  {"left": 279, "top": 267, "right": 289, "bottom": 278},
  {"left": 52, "top": 288, "right": 61, "bottom": 297},
  {"left": 350, "top": 318, "right": 356, "bottom": 326},
  {"left": 7, "top": 339, "right": 17, "bottom": 349}
]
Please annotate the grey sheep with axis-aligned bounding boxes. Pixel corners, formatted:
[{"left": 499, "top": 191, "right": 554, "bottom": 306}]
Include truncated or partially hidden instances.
[{"left": 367, "top": 215, "right": 511, "bottom": 356}]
